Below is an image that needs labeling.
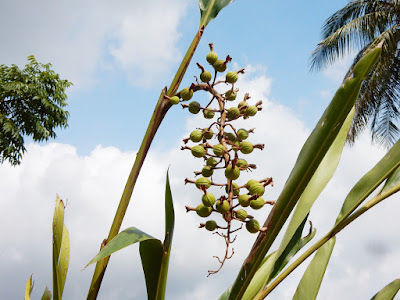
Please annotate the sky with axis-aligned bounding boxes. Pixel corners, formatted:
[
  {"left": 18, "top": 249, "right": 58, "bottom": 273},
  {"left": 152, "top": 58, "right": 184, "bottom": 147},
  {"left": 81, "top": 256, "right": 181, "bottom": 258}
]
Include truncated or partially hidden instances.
[{"left": 1, "top": 0, "right": 399, "bottom": 299}]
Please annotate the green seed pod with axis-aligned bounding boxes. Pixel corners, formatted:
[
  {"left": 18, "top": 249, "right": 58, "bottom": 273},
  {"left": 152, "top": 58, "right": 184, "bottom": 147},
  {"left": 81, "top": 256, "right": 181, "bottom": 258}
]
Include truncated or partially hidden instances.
[
  {"left": 246, "top": 179, "right": 259, "bottom": 189},
  {"left": 224, "top": 132, "right": 236, "bottom": 142},
  {"left": 246, "top": 219, "right": 260, "bottom": 233},
  {"left": 196, "top": 204, "right": 212, "bottom": 217},
  {"left": 205, "top": 220, "right": 217, "bottom": 231},
  {"left": 240, "top": 141, "right": 254, "bottom": 154},
  {"left": 238, "top": 194, "right": 251, "bottom": 207},
  {"left": 248, "top": 183, "right": 265, "bottom": 196},
  {"left": 213, "top": 144, "right": 226, "bottom": 156},
  {"left": 180, "top": 87, "right": 194, "bottom": 100},
  {"left": 203, "top": 109, "right": 215, "bottom": 119},
  {"left": 225, "top": 182, "right": 240, "bottom": 196},
  {"left": 206, "top": 51, "right": 218, "bottom": 64},
  {"left": 226, "top": 71, "right": 238, "bottom": 83},
  {"left": 227, "top": 107, "right": 240, "bottom": 120},
  {"left": 236, "top": 159, "right": 248, "bottom": 167},
  {"left": 238, "top": 101, "right": 248, "bottom": 109},
  {"left": 202, "top": 128, "right": 213, "bottom": 140},
  {"left": 170, "top": 96, "right": 180, "bottom": 105},
  {"left": 250, "top": 197, "right": 265, "bottom": 210},
  {"left": 206, "top": 157, "right": 218, "bottom": 167},
  {"left": 190, "top": 130, "right": 203, "bottom": 142},
  {"left": 202, "top": 192, "right": 216, "bottom": 207},
  {"left": 188, "top": 101, "right": 201, "bottom": 114},
  {"left": 236, "top": 209, "right": 248, "bottom": 220},
  {"left": 213, "top": 60, "right": 227, "bottom": 72},
  {"left": 191, "top": 145, "right": 206, "bottom": 158},
  {"left": 201, "top": 165, "right": 214, "bottom": 177},
  {"left": 237, "top": 128, "right": 249, "bottom": 140},
  {"left": 225, "top": 164, "right": 240, "bottom": 180},
  {"left": 200, "top": 71, "right": 212, "bottom": 83},
  {"left": 245, "top": 105, "right": 258, "bottom": 116},
  {"left": 225, "top": 90, "right": 237, "bottom": 101},
  {"left": 195, "top": 177, "right": 211, "bottom": 189},
  {"left": 216, "top": 200, "right": 230, "bottom": 214}
]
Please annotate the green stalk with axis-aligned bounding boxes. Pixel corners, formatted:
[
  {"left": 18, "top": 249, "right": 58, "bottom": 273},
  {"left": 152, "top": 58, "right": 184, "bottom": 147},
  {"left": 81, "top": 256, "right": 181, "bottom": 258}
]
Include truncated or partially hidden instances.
[
  {"left": 87, "top": 26, "right": 205, "bottom": 300},
  {"left": 254, "top": 183, "right": 400, "bottom": 299}
]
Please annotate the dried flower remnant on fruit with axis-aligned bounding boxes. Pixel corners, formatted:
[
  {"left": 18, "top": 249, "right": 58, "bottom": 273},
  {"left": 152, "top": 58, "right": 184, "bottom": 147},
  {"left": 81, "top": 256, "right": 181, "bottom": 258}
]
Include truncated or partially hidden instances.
[{"left": 182, "top": 43, "right": 273, "bottom": 276}]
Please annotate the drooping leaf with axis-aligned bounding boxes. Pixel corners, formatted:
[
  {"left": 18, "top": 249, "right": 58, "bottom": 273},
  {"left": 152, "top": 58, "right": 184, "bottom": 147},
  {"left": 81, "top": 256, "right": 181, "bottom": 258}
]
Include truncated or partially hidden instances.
[
  {"left": 198, "top": 0, "right": 234, "bottom": 28},
  {"left": 24, "top": 275, "right": 33, "bottom": 300},
  {"left": 41, "top": 286, "right": 52, "bottom": 300},
  {"left": 292, "top": 237, "right": 336, "bottom": 300},
  {"left": 85, "top": 227, "right": 157, "bottom": 268},
  {"left": 228, "top": 43, "right": 382, "bottom": 300},
  {"left": 371, "top": 278, "right": 400, "bottom": 300}
]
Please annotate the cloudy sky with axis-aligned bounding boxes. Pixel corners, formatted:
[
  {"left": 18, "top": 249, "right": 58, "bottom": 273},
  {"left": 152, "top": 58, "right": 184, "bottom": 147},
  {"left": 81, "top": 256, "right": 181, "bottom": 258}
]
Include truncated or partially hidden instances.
[{"left": 1, "top": 0, "right": 399, "bottom": 299}]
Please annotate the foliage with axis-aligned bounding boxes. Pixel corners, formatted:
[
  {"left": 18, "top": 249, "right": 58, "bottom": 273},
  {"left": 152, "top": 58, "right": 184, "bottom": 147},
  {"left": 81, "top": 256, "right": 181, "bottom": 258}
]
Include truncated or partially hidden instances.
[
  {"left": 310, "top": 0, "right": 400, "bottom": 148},
  {"left": 0, "top": 56, "right": 71, "bottom": 165}
]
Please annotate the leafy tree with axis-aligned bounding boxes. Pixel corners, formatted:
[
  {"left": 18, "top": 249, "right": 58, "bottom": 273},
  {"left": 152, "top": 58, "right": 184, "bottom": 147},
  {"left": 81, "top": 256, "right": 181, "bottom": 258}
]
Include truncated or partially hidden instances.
[
  {"left": 0, "top": 55, "right": 72, "bottom": 165},
  {"left": 310, "top": 0, "right": 400, "bottom": 147}
]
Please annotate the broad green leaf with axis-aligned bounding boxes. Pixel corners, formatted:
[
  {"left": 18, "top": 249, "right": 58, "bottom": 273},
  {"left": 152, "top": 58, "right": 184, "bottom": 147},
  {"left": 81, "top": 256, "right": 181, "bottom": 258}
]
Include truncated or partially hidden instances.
[
  {"left": 379, "top": 165, "right": 400, "bottom": 195},
  {"left": 58, "top": 225, "right": 70, "bottom": 296},
  {"left": 371, "top": 278, "right": 400, "bottom": 300},
  {"left": 228, "top": 44, "right": 382, "bottom": 300},
  {"left": 292, "top": 237, "right": 336, "bottom": 300},
  {"left": 276, "top": 108, "right": 354, "bottom": 262},
  {"left": 52, "top": 196, "right": 65, "bottom": 300},
  {"left": 336, "top": 139, "right": 400, "bottom": 224},
  {"left": 24, "top": 275, "right": 33, "bottom": 300},
  {"left": 41, "top": 286, "right": 52, "bottom": 300},
  {"left": 86, "top": 227, "right": 157, "bottom": 267},
  {"left": 139, "top": 239, "right": 163, "bottom": 300},
  {"left": 199, "top": 0, "right": 234, "bottom": 28},
  {"left": 218, "top": 286, "right": 232, "bottom": 300}
]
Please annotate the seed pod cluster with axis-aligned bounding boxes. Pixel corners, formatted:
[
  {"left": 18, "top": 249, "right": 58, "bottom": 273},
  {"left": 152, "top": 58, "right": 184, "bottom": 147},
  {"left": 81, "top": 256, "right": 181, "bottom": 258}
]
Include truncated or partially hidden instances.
[{"left": 178, "top": 43, "right": 273, "bottom": 275}]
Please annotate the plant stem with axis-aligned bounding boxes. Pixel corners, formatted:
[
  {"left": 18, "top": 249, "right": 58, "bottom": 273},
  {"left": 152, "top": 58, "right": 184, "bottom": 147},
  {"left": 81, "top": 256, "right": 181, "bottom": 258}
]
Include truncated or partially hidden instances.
[
  {"left": 87, "top": 26, "right": 204, "bottom": 300},
  {"left": 254, "top": 183, "right": 400, "bottom": 299}
]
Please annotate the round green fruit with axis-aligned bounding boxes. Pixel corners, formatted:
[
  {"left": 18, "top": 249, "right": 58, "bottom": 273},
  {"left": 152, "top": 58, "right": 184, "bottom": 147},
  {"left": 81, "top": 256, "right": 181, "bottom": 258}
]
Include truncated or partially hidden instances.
[
  {"left": 216, "top": 200, "right": 230, "bottom": 214},
  {"left": 196, "top": 204, "right": 212, "bottom": 217},
  {"left": 203, "top": 109, "right": 215, "bottom": 119},
  {"left": 195, "top": 177, "right": 211, "bottom": 189},
  {"left": 180, "top": 87, "right": 193, "bottom": 100},
  {"left": 226, "top": 71, "right": 238, "bottom": 83},
  {"left": 227, "top": 107, "right": 240, "bottom": 120},
  {"left": 225, "top": 165, "right": 240, "bottom": 180},
  {"left": 213, "top": 60, "right": 227, "bottom": 72},
  {"left": 236, "top": 159, "right": 248, "bottom": 167},
  {"left": 190, "top": 130, "right": 203, "bottom": 142},
  {"left": 238, "top": 101, "right": 248, "bottom": 109},
  {"left": 246, "top": 105, "right": 258, "bottom": 116},
  {"left": 205, "top": 220, "right": 217, "bottom": 231},
  {"left": 188, "top": 101, "right": 201, "bottom": 114},
  {"left": 200, "top": 71, "right": 212, "bottom": 83},
  {"left": 236, "top": 209, "right": 248, "bottom": 220},
  {"left": 191, "top": 145, "right": 206, "bottom": 158},
  {"left": 248, "top": 183, "right": 265, "bottom": 196},
  {"left": 202, "top": 192, "right": 216, "bottom": 207},
  {"left": 240, "top": 141, "right": 254, "bottom": 154},
  {"left": 246, "top": 179, "right": 259, "bottom": 189},
  {"left": 213, "top": 144, "right": 226, "bottom": 156},
  {"left": 225, "top": 90, "right": 237, "bottom": 101},
  {"left": 206, "top": 51, "right": 218, "bottom": 64},
  {"left": 225, "top": 182, "right": 240, "bottom": 196},
  {"left": 206, "top": 157, "right": 218, "bottom": 167},
  {"left": 237, "top": 128, "right": 249, "bottom": 140},
  {"left": 201, "top": 166, "right": 214, "bottom": 177},
  {"left": 250, "top": 197, "right": 265, "bottom": 210},
  {"left": 238, "top": 194, "right": 251, "bottom": 207},
  {"left": 224, "top": 132, "right": 236, "bottom": 142},
  {"left": 202, "top": 128, "right": 213, "bottom": 140},
  {"left": 170, "top": 96, "right": 180, "bottom": 105},
  {"left": 246, "top": 219, "right": 260, "bottom": 233}
]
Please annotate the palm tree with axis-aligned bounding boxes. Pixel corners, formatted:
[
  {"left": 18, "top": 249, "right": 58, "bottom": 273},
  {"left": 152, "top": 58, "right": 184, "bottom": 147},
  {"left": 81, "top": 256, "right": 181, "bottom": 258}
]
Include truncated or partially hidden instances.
[{"left": 311, "top": 0, "right": 400, "bottom": 147}]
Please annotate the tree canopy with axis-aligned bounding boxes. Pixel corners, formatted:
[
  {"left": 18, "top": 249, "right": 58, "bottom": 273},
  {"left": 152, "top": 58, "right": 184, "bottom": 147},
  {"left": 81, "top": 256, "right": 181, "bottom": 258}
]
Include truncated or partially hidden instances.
[{"left": 0, "top": 56, "right": 72, "bottom": 165}]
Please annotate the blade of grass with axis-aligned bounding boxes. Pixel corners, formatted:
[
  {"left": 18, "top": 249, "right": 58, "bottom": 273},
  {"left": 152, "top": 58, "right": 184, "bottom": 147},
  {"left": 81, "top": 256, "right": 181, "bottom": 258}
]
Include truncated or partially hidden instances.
[
  {"left": 52, "top": 196, "right": 64, "bottom": 300},
  {"left": 371, "top": 278, "right": 400, "bottom": 300},
  {"left": 41, "top": 286, "right": 52, "bottom": 300},
  {"left": 24, "top": 275, "right": 33, "bottom": 300}
]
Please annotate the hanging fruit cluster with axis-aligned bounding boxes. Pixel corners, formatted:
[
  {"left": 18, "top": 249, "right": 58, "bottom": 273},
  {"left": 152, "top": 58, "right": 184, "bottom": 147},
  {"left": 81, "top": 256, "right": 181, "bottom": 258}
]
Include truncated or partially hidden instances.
[{"left": 167, "top": 43, "right": 274, "bottom": 275}]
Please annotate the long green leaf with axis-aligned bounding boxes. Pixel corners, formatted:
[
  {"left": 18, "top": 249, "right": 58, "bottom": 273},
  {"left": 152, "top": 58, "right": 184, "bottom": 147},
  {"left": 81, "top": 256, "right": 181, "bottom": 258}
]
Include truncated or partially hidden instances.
[
  {"left": 85, "top": 228, "right": 157, "bottom": 268},
  {"left": 24, "top": 275, "right": 33, "bottom": 300},
  {"left": 371, "top": 278, "right": 400, "bottom": 300},
  {"left": 292, "top": 237, "right": 336, "bottom": 300},
  {"left": 58, "top": 225, "right": 70, "bottom": 296},
  {"left": 52, "top": 196, "right": 65, "bottom": 300},
  {"left": 379, "top": 165, "right": 400, "bottom": 195},
  {"left": 228, "top": 43, "right": 382, "bottom": 300},
  {"left": 336, "top": 139, "right": 400, "bottom": 224},
  {"left": 41, "top": 286, "right": 52, "bottom": 300},
  {"left": 276, "top": 108, "right": 354, "bottom": 262},
  {"left": 199, "top": 0, "right": 234, "bottom": 28}
]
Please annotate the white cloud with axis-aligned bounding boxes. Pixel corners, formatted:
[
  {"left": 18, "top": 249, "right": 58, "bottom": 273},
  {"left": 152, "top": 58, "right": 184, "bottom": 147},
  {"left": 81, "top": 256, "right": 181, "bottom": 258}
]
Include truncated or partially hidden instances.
[
  {"left": 0, "top": 0, "right": 189, "bottom": 88},
  {"left": 0, "top": 66, "right": 399, "bottom": 299}
]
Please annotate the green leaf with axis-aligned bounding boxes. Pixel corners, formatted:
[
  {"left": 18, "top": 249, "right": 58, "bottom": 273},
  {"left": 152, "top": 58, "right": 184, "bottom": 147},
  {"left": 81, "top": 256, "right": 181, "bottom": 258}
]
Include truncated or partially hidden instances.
[
  {"left": 379, "top": 165, "right": 400, "bottom": 195},
  {"left": 276, "top": 108, "right": 353, "bottom": 263},
  {"left": 198, "top": 0, "right": 234, "bottom": 28},
  {"left": 58, "top": 225, "right": 70, "bottom": 296},
  {"left": 85, "top": 227, "right": 157, "bottom": 268},
  {"left": 228, "top": 43, "right": 382, "bottom": 300},
  {"left": 371, "top": 278, "right": 400, "bottom": 300},
  {"left": 52, "top": 196, "right": 65, "bottom": 300},
  {"left": 41, "top": 286, "right": 52, "bottom": 300},
  {"left": 292, "top": 237, "right": 336, "bottom": 300},
  {"left": 24, "top": 275, "right": 33, "bottom": 300},
  {"left": 218, "top": 286, "right": 232, "bottom": 300},
  {"left": 336, "top": 139, "right": 400, "bottom": 224}
]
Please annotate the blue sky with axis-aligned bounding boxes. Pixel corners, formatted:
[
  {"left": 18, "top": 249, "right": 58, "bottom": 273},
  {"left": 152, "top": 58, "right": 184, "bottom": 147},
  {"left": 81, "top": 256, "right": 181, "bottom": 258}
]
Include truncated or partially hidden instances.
[{"left": 1, "top": 1, "right": 399, "bottom": 300}]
